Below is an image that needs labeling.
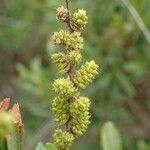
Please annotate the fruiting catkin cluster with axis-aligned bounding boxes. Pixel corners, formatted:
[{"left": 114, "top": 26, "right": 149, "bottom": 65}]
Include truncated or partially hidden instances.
[{"left": 50, "top": 2, "right": 99, "bottom": 150}]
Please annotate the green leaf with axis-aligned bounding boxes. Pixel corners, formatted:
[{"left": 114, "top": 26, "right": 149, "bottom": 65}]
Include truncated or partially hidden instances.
[
  {"left": 137, "top": 140, "right": 149, "bottom": 150},
  {"left": 7, "top": 127, "right": 20, "bottom": 150},
  {"left": 0, "top": 138, "right": 8, "bottom": 150},
  {"left": 35, "top": 142, "right": 45, "bottom": 150},
  {"left": 101, "top": 121, "right": 123, "bottom": 150},
  {"left": 45, "top": 143, "right": 57, "bottom": 150}
]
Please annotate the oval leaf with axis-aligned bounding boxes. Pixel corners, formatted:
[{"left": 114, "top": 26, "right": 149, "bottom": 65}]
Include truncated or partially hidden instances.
[
  {"left": 35, "top": 142, "right": 45, "bottom": 150},
  {"left": 45, "top": 143, "right": 57, "bottom": 150},
  {"left": 101, "top": 121, "right": 123, "bottom": 150}
]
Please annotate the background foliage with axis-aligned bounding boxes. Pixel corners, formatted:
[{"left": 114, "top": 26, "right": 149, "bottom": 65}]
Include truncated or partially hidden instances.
[{"left": 0, "top": 0, "right": 150, "bottom": 149}]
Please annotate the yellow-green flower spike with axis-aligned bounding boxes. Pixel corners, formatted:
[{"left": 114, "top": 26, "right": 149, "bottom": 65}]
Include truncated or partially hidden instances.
[
  {"left": 50, "top": 0, "right": 99, "bottom": 149},
  {"left": 51, "top": 53, "right": 70, "bottom": 74},
  {"left": 53, "top": 129, "right": 74, "bottom": 150},
  {"left": 72, "top": 9, "right": 88, "bottom": 31},
  {"left": 73, "top": 60, "right": 99, "bottom": 89},
  {"left": 52, "top": 97, "right": 69, "bottom": 125},
  {"left": 53, "top": 78, "right": 76, "bottom": 99},
  {"left": 0, "top": 111, "right": 14, "bottom": 138},
  {"left": 70, "top": 97, "right": 90, "bottom": 136}
]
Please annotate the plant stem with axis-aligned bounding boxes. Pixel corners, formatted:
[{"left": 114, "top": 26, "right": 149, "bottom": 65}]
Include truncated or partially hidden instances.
[
  {"left": 65, "top": 0, "right": 74, "bottom": 33},
  {"left": 65, "top": 0, "right": 75, "bottom": 134},
  {"left": 18, "top": 125, "right": 24, "bottom": 150}
]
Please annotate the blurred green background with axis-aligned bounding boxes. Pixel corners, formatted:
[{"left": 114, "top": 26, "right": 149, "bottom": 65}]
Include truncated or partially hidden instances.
[{"left": 0, "top": 0, "right": 150, "bottom": 149}]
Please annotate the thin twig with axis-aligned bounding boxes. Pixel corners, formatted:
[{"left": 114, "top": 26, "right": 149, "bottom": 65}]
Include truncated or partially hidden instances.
[
  {"left": 65, "top": 0, "right": 75, "bottom": 134},
  {"left": 65, "top": 0, "right": 74, "bottom": 33},
  {"left": 121, "top": 0, "right": 150, "bottom": 45}
]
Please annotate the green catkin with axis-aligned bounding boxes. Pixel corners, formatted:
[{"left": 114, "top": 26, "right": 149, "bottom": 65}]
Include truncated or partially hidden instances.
[
  {"left": 51, "top": 30, "right": 83, "bottom": 50},
  {"left": 52, "top": 30, "right": 83, "bottom": 50},
  {"left": 53, "top": 129, "right": 74, "bottom": 150},
  {"left": 73, "top": 61, "right": 99, "bottom": 89},
  {"left": 67, "top": 51, "right": 82, "bottom": 65},
  {"left": 50, "top": 1, "right": 99, "bottom": 149},
  {"left": 69, "top": 31, "right": 83, "bottom": 50},
  {"left": 51, "top": 53, "right": 70, "bottom": 74},
  {"left": 52, "top": 96, "right": 69, "bottom": 125},
  {"left": 72, "top": 9, "right": 88, "bottom": 31},
  {"left": 51, "top": 30, "right": 70, "bottom": 45},
  {"left": 70, "top": 97, "right": 91, "bottom": 136},
  {"left": 53, "top": 78, "right": 76, "bottom": 99}
]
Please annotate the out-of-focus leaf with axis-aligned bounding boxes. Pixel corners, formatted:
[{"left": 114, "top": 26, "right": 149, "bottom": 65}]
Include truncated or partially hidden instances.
[
  {"left": 137, "top": 140, "right": 149, "bottom": 150},
  {"left": 45, "top": 143, "right": 57, "bottom": 150},
  {"left": 116, "top": 70, "right": 135, "bottom": 96},
  {"left": 35, "top": 142, "right": 45, "bottom": 150},
  {"left": 99, "top": 73, "right": 113, "bottom": 89},
  {"left": 0, "top": 139, "right": 8, "bottom": 150},
  {"left": 7, "top": 127, "right": 19, "bottom": 150},
  {"left": 123, "top": 61, "right": 147, "bottom": 76},
  {"left": 130, "top": 0, "right": 146, "bottom": 13},
  {"left": 101, "top": 121, "right": 123, "bottom": 150},
  {"left": 16, "top": 63, "right": 30, "bottom": 80}
]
